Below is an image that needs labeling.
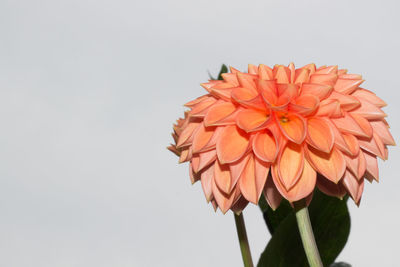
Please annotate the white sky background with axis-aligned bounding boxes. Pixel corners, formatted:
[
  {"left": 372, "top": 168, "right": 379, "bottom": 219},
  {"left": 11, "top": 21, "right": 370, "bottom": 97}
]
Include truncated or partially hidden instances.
[{"left": 0, "top": 0, "right": 399, "bottom": 266}]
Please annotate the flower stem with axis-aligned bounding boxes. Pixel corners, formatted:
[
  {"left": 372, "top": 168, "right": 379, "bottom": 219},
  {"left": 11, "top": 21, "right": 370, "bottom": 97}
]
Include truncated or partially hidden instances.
[
  {"left": 294, "top": 200, "right": 323, "bottom": 267},
  {"left": 234, "top": 212, "right": 254, "bottom": 267}
]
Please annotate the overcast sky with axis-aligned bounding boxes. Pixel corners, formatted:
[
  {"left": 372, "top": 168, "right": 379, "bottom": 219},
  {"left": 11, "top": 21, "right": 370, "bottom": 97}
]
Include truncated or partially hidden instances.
[{"left": 0, "top": 0, "right": 399, "bottom": 266}]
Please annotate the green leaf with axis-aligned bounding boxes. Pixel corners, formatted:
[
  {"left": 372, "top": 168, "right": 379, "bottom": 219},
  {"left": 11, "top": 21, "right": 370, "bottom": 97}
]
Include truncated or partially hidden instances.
[
  {"left": 217, "top": 64, "right": 228, "bottom": 80},
  {"left": 257, "top": 189, "right": 351, "bottom": 267},
  {"left": 259, "top": 196, "right": 292, "bottom": 235}
]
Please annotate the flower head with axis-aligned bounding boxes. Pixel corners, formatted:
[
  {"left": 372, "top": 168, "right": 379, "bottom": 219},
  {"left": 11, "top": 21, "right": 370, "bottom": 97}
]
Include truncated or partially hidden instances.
[{"left": 169, "top": 63, "right": 395, "bottom": 214}]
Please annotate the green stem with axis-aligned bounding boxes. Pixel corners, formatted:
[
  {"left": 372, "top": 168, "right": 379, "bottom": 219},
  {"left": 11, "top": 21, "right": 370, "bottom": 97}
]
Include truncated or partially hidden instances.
[
  {"left": 234, "top": 212, "right": 254, "bottom": 267},
  {"left": 294, "top": 200, "right": 323, "bottom": 267}
]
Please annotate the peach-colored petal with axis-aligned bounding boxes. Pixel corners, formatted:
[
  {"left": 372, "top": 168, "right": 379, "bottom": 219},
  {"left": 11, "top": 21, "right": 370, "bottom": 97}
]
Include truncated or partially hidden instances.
[
  {"left": 358, "top": 133, "right": 385, "bottom": 159},
  {"left": 276, "top": 112, "right": 306, "bottom": 144},
  {"left": 277, "top": 142, "right": 304, "bottom": 190},
  {"left": 239, "top": 155, "right": 258, "bottom": 203},
  {"left": 272, "top": 159, "right": 316, "bottom": 202},
  {"left": 370, "top": 121, "right": 396, "bottom": 145},
  {"left": 248, "top": 64, "right": 258, "bottom": 75},
  {"left": 357, "top": 151, "right": 367, "bottom": 180},
  {"left": 294, "top": 68, "right": 310, "bottom": 84},
  {"left": 201, "top": 164, "right": 215, "bottom": 202},
  {"left": 204, "top": 102, "right": 236, "bottom": 126},
  {"left": 237, "top": 72, "right": 258, "bottom": 92},
  {"left": 315, "top": 65, "right": 338, "bottom": 74},
  {"left": 342, "top": 133, "right": 360, "bottom": 156},
  {"left": 211, "top": 176, "right": 236, "bottom": 214},
  {"left": 229, "top": 154, "right": 251, "bottom": 191},
  {"left": 363, "top": 151, "right": 379, "bottom": 182},
  {"left": 317, "top": 175, "right": 346, "bottom": 199},
  {"left": 352, "top": 88, "right": 386, "bottom": 107},
  {"left": 214, "top": 160, "right": 233, "bottom": 194},
  {"left": 306, "top": 146, "right": 346, "bottom": 183},
  {"left": 309, "top": 73, "right": 337, "bottom": 86},
  {"left": 258, "top": 64, "right": 273, "bottom": 80},
  {"left": 253, "top": 131, "right": 278, "bottom": 162},
  {"left": 301, "top": 83, "right": 333, "bottom": 100},
  {"left": 263, "top": 175, "right": 282, "bottom": 210},
  {"left": 198, "top": 149, "right": 217, "bottom": 171},
  {"left": 332, "top": 113, "right": 369, "bottom": 138},
  {"left": 221, "top": 73, "right": 239, "bottom": 87},
  {"left": 350, "top": 114, "right": 373, "bottom": 139},
  {"left": 306, "top": 117, "right": 334, "bottom": 153},
  {"left": 274, "top": 65, "right": 290, "bottom": 83},
  {"left": 192, "top": 124, "right": 215, "bottom": 153},
  {"left": 328, "top": 91, "right": 361, "bottom": 111},
  {"left": 216, "top": 125, "right": 249, "bottom": 164},
  {"left": 184, "top": 95, "right": 209, "bottom": 108},
  {"left": 334, "top": 78, "right": 364, "bottom": 95},
  {"left": 255, "top": 157, "right": 270, "bottom": 201},
  {"left": 190, "top": 97, "right": 218, "bottom": 116},
  {"left": 236, "top": 109, "right": 270, "bottom": 132},
  {"left": 351, "top": 99, "right": 386, "bottom": 120},
  {"left": 176, "top": 122, "right": 201, "bottom": 148},
  {"left": 342, "top": 170, "right": 363, "bottom": 204},
  {"left": 290, "top": 94, "right": 320, "bottom": 116},
  {"left": 316, "top": 100, "right": 342, "bottom": 117}
]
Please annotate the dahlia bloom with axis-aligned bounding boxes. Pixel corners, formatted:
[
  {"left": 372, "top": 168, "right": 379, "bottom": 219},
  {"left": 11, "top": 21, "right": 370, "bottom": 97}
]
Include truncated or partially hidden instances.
[{"left": 169, "top": 63, "right": 394, "bottom": 214}]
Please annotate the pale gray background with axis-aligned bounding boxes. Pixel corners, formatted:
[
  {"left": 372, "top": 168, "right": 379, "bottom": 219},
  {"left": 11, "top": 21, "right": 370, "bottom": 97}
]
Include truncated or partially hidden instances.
[{"left": 0, "top": 0, "right": 398, "bottom": 266}]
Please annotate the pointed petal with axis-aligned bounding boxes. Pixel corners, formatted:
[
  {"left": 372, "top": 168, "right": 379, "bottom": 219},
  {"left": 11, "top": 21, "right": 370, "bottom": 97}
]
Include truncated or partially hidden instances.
[
  {"left": 316, "top": 100, "right": 343, "bottom": 117},
  {"left": 204, "top": 102, "right": 236, "bottom": 126},
  {"left": 221, "top": 73, "right": 239, "bottom": 86},
  {"left": 363, "top": 151, "right": 379, "bottom": 181},
  {"left": 258, "top": 64, "right": 273, "bottom": 80},
  {"left": 342, "top": 133, "right": 360, "bottom": 156},
  {"left": 306, "top": 146, "right": 346, "bottom": 183},
  {"left": 328, "top": 91, "right": 361, "bottom": 111},
  {"left": 236, "top": 109, "right": 270, "bottom": 132},
  {"left": 342, "top": 170, "right": 363, "bottom": 203},
  {"left": 294, "top": 68, "right": 310, "bottom": 84},
  {"left": 350, "top": 114, "right": 373, "bottom": 139},
  {"left": 301, "top": 83, "right": 333, "bottom": 100},
  {"left": 253, "top": 131, "right": 278, "bottom": 162},
  {"left": 289, "top": 94, "right": 319, "bottom": 116},
  {"left": 216, "top": 125, "right": 249, "bottom": 164},
  {"left": 309, "top": 73, "right": 338, "bottom": 87},
  {"left": 255, "top": 157, "right": 270, "bottom": 201},
  {"left": 212, "top": 177, "right": 236, "bottom": 214},
  {"left": 198, "top": 149, "right": 217, "bottom": 171},
  {"left": 239, "top": 155, "right": 258, "bottom": 204},
  {"left": 192, "top": 124, "right": 215, "bottom": 153},
  {"left": 190, "top": 97, "right": 217, "bottom": 116},
  {"left": 274, "top": 65, "right": 290, "bottom": 83},
  {"left": 317, "top": 175, "right": 346, "bottom": 198},
  {"left": 278, "top": 142, "right": 304, "bottom": 190},
  {"left": 263, "top": 176, "right": 282, "bottom": 210},
  {"left": 277, "top": 112, "right": 307, "bottom": 144},
  {"left": 306, "top": 118, "right": 334, "bottom": 153},
  {"left": 334, "top": 78, "right": 364, "bottom": 94},
  {"left": 248, "top": 64, "right": 258, "bottom": 74},
  {"left": 352, "top": 88, "right": 387, "bottom": 107},
  {"left": 315, "top": 65, "right": 338, "bottom": 74},
  {"left": 176, "top": 122, "right": 201, "bottom": 148},
  {"left": 229, "top": 154, "right": 251, "bottom": 190},
  {"left": 237, "top": 73, "right": 257, "bottom": 92},
  {"left": 272, "top": 159, "right": 316, "bottom": 202},
  {"left": 370, "top": 120, "right": 396, "bottom": 145},
  {"left": 351, "top": 99, "right": 386, "bottom": 120},
  {"left": 332, "top": 113, "right": 369, "bottom": 138},
  {"left": 358, "top": 133, "right": 385, "bottom": 159},
  {"left": 214, "top": 160, "right": 232, "bottom": 194},
  {"left": 201, "top": 164, "right": 215, "bottom": 202}
]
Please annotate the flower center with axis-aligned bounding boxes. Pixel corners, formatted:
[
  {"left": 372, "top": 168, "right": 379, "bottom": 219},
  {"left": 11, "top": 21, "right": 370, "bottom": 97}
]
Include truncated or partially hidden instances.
[{"left": 280, "top": 115, "right": 289, "bottom": 123}]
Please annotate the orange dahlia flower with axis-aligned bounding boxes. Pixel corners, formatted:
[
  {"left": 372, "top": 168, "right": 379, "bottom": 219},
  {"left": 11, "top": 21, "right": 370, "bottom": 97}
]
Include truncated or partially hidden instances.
[{"left": 169, "top": 63, "right": 395, "bottom": 214}]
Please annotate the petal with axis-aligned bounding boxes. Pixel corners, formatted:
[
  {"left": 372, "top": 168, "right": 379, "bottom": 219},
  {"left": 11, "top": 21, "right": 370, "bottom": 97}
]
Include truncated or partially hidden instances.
[
  {"left": 363, "top": 151, "right": 379, "bottom": 182},
  {"left": 198, "top": 149, "right": 217, "bottom": 171},
  {"left": 276, "top": 112, "right": 307, "bottom": 144},
  {"left": 316, "top": 100, "right": 343, "bottom": 117},
  {"left": 306, "top": 146, "right": 346, "bottom": 183},
  {"left": 342, "top": 170, "right": 363, "bottom": 204},
  {"left": 258, "top": 64, "right": 274, "bottom": 80},
  {"left": 216, "top": 125, "right": 250, "bottom": 164},
  {"left": 289, "top": 94, "right": 320, "bottom": 116},
  {"left": 370, "top": 120, "right": 396, "bottom": 146},
  {"left": 192, "top": 124, "right": 215, "bottom": 153},
  {"left": 315, "top": 65, "right": 338, "bottom": 74},
  {"left": 258, "top": 80, "right": 278, "bottom": 105},
  {"left": 332, "top": 113, "right": 369, "bottom": 138},
  {"left": 350, "top": 114, "right": 373, "bottom": 139},
  {"left": 334, "top": 78, "right": 364, "bottom": 94},
  {"left": 278, "top": 142, "right": 304, "bottom": 190},
  {"left": 306, "top": 117, "right": 334, "bottom": 153},
  {"left": 201, "top": 164, "right": 215, "bottom": 202},
  {"left": 309, "top": 73, "right": 338, "bottom": 86},
  {"left": 317, "top": 175, "right": 346, "bottom": 198},
  {"left": 204, "top": 102, "right": 236, "bottom": 126},
  {"left": 190, "top": 97, "right": 218, "bottom": 116},
  {"left": 342, "top": 133, "right": 360, "bottom": 156},
  {"left": 253, "top": 131, "right": 278, "bottom": 162},
  {"left": 273, "top": 65, "right": 290, "bottom": 83},
  {"left": 351, "top": 88, "right": 386, "bottom": 107},
  {"left": 272, "top": 159, "right": 317, "bottom": 202},
  {"left": 300, "top": 83, "right": 333, "bottom": 100},
  {"left": 229, "top": 154, "right": 251, "bottom": 190},
  {"left": 328, "top": 91, "right": 361, "bottom": 111},
  {"left": 176, "top": 122, "right": 201, "bottom": 148},
  {"left": 351, "top": 99, "right": 386, "bottom": 120},
  {"left": 248, "top": 64, "right": 258, "bottom": 74},
  {"left": 239, "top": 155, "right": 258, "bottom": 203},
  {"left": 221, "top": 73, "right": 239, "bottom": 86},
  {"left": 263, "top": 176, "right": 282, "bottom": 210},
  {"left": 237, "top": 73, "right": 258, "bottom": 92},
  {"left": 212, "top": 176, "right": 236, "bottom": 214},
  {"left": 294, "top": 68, "right": 311, "bottom": 84},
  {"left": 255, "top": 157, "right": 270, "bottom": 200},
  {"left": 358, "top": 133, "right": 385, "bottom": 159},
  {"left": 214, "top": 160, "right": 233, "bottom": 194},
  {"left": 236, "top": 109, "right": 270, "bottom": 132},
  {"left": 184, "top": 95, "right": 209, "bottom": 108}
]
